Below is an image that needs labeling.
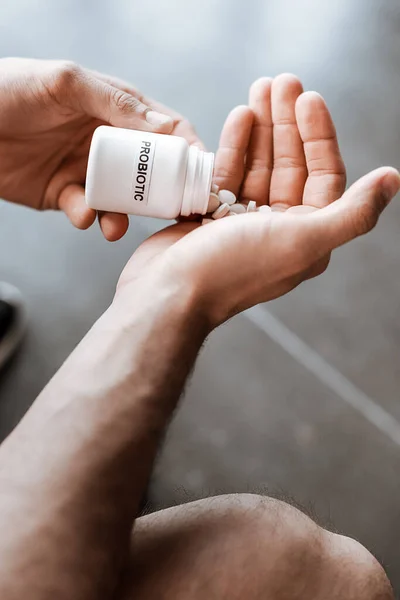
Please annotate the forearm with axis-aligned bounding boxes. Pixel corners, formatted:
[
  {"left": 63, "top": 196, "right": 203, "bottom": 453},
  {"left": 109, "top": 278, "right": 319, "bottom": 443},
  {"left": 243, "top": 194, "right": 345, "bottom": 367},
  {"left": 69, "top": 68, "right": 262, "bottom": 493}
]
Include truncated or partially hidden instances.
[{"left": 0, "top": 273, "right": 207, "bottom": 599}]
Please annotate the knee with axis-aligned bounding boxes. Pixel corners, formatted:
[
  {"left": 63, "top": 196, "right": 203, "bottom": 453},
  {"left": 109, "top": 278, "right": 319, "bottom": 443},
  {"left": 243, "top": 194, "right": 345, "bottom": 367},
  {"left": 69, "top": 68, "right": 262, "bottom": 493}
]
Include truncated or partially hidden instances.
[
  {"left": 323, "top": 532, "right": 394, "bottom": 600},
  {"left": 207, "top": 494, "right": 393, "bottom": 600}
]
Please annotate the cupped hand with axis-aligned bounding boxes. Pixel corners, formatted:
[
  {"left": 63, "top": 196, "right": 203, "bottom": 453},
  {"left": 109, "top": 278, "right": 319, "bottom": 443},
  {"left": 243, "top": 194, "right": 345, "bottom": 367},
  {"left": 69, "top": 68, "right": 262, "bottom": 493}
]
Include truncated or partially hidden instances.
[
  {"left": 0, "top": 57, "right": 202, "bottom": 241},
  {"left": 117, "top": 74, "right": 400, "bottom": 328}
]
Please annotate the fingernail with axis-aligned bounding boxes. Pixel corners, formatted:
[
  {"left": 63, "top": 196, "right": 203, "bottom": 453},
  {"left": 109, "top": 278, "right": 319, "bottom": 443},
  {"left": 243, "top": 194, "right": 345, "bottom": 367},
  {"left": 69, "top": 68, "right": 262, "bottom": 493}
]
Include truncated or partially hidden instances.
[
  {"left": 382, "top": 169, "right": 400, "bottom": 201},
  {"left": 145, "top": 110, "right": 174, "bottom": 131}
]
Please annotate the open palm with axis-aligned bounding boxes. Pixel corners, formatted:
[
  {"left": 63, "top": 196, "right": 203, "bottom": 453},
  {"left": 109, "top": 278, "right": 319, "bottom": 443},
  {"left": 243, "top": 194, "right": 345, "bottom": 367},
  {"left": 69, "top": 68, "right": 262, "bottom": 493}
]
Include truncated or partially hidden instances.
[{"left": 118, "top": 75, "right": 399, "bottom": 327}]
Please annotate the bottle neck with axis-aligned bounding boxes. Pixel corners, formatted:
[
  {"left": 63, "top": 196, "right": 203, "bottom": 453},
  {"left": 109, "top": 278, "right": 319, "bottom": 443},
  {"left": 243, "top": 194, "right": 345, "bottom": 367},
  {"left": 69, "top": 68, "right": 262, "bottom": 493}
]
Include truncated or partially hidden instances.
[{"left": 181, "top": 146, "right": 214, "bottom": 216}]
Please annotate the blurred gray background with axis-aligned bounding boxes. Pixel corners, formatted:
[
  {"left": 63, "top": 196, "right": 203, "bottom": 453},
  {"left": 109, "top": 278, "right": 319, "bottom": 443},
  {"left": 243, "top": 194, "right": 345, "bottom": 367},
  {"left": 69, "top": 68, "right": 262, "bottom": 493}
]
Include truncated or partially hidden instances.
[{"left": 1, "top": 0, "right": 400, "bottom": 591}]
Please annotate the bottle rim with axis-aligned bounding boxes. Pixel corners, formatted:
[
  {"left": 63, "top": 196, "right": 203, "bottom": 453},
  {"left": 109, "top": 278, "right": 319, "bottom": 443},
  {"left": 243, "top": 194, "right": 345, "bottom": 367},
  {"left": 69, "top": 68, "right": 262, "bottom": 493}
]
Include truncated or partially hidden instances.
[{"left": 181, "top": 146, "right": 214, "bottom": 216}]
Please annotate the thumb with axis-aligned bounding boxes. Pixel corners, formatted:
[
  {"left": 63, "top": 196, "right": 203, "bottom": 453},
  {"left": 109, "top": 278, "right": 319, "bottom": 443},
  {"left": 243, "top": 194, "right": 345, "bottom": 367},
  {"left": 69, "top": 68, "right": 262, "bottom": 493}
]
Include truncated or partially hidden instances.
[
  {"left": 308, "top": 166, "right": 400, "bottom": 254},
  {"left": 67, "top": 66, "right": 174, "bottom": 133}
]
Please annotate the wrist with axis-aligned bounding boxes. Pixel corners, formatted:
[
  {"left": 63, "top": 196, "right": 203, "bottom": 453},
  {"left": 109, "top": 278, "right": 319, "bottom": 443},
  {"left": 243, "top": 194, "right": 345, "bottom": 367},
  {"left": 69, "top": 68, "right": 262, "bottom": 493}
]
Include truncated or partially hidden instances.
[{"left": 113, "top": 263, "right": 212, "bottom": 338}]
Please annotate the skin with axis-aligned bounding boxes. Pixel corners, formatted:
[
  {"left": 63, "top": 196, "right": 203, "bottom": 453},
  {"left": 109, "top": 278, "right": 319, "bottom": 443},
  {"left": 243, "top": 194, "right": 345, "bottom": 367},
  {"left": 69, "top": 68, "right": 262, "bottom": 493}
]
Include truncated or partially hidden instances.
[
  {"left": 0, "top": 57, "right": 201, "bottom": 241},
  {"left": 120, "top": 75, "right": 398, "bottom": 326},
  {"left": 0, "top": 62, "right": 398, "bottom": 598}
]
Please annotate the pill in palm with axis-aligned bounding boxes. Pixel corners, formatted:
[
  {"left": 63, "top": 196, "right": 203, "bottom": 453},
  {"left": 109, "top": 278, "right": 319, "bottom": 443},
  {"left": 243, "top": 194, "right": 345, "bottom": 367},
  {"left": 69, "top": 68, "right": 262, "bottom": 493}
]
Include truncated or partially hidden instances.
[
  {"left": 211, "top": 183, "right": 219, "bottom": 194},
  {"left": 207, "top": 192, "right": 220, "bottom": 213},
  {"left": 229, "top": 203, "right": 246, "bottom": 214},
  {"left": 218, "top": 189, "right": 236, "bottom": 206},
  {"left": 247, "top": 201, "right": 257, "bottom": 212},
  {"left": 258, "top": 205, "right": 272, "bottom": 213},
  {"left": 212, "top": 202, "right": 230, "bottom": 219}
]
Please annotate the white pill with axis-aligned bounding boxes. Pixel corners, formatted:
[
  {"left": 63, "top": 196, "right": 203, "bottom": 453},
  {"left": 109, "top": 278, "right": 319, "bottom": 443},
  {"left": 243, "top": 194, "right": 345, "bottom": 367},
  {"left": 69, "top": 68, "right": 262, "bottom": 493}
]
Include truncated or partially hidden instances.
[
  {"left": 258, "top": 204, "right": 272, "bottom": 213},
  {"left": 202, "top": 217, "right": 214, "bottom": 226},
  {"left": 247, "top": 201, "right": 257, "bottom": 212},
  {"left": 212, "top": 202, "right": 230, "bottom": 219},
  {"left": 218, "top": 189, "right": 236, "bottom": 206},
  {"left": 229, "top": 203, "right": 246, "bottom": 214},
  {"left": 211, "top": 183, "right": 219, "bottom": 194},
  {"left": 228, "top": 211, "right": 238, "bottom": 216},
  {"left": 207, "top": 192, "right": 220, "bottom": 213}
]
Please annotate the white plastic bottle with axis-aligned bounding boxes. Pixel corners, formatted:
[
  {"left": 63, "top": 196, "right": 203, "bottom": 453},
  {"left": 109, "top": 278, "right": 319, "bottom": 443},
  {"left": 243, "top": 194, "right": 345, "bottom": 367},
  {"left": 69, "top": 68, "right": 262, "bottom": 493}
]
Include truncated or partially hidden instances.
[{"left": 85, "top": 126, "right": 214, "bottom": 219}]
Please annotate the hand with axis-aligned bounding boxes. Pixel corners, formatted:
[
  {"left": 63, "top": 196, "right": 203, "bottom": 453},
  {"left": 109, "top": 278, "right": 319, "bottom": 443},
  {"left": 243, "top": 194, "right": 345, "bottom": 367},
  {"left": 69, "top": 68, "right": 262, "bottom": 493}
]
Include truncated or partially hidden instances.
[
  {"left": 116, "top": 74, "right": 400, "bottom": 328},
  {"left": 0, "top": 57, "right": 202, "bottom": 241}
]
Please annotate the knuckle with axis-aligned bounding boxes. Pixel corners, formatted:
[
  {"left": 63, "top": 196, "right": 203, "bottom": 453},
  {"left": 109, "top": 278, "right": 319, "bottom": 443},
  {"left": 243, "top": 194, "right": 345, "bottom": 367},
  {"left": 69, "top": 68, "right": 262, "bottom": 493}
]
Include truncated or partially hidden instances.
[
  {"left": 273, "top": 156, "right": 306, "bottom": 170},
  {"left": 54, "top": 61, "right": 81, "bottom": 87},
  {"left": 349, "top": 188, "right": 389, "bottom": 238},
  {"left": 310, "top": 166, "right": 346, "bottom": 180},
  {"left": 112, "top": 89, "right": 142, "bottom": 114},
  {"left": 374, "top": 188, "right": 390, "bottom": 218},
  {"left": 352, "top": 203, "right": 380, "bottom": 237},
  {"left": 47, "top": 61, "right": 82, "bottom": 100},
  {"left": 213, "top": 165, "right": 235, "bottom": 180},
  {"left": 247, "top": 156, "right": 273, "bottom": 173}
]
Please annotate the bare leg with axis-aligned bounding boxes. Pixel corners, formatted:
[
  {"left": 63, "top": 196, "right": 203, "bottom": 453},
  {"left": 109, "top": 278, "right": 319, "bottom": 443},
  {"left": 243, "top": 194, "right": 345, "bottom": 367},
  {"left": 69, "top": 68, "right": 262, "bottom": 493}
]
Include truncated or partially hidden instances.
[{"left": 119, "top": 494, "right": 393, "bottom": 600}]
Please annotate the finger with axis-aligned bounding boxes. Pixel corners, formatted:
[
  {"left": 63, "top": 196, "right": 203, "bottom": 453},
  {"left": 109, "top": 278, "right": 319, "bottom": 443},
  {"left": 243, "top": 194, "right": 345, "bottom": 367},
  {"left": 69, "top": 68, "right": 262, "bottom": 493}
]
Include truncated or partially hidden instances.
[
  {"left": 270, "top": 74, "right": 307, "bottom": 209},
  {"left": 90, "top": 70, "right": 204, "bottom": 148},
  {"left": 306, "top": 167, "right": 400, "bottom": 256},
  {"left": 58, "top": 184, "right": 96, "bottom": 230},
  {"left": 296, "top": 91, "right": 346, "bottom": 208},
  {"left": 87, "top": 69, "right": 141, "bottom": 97},
  {"left": 241, "top": 77, "right": 273, "bottom": 205},
  {"left": 213, "top": 105, "right": 254, "bottom": 196},
  {"left": 58, "top": 64, "right": 174, "bottom": 133},
  {"left": 45, "top": 125, "right": 130, "bottom": 241},
  {"left": 44, "top": 141, "right": 90, "bottom": 208},
  {"left": 140, "top": 96, "right": 203, "bottom": 148},
  {"left": 169, "top": 117, "right": 204, "bottom": 148},
  {"left": 98, "top": 211, "right": 129, "bottom": 242}
]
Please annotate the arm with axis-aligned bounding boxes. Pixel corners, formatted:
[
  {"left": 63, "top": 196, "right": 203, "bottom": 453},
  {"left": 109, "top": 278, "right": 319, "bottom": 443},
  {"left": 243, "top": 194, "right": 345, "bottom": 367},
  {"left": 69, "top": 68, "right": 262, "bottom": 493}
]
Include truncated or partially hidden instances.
[
  {"left": 0, "top": 74, "right": 398, "bottom": 600},
  {"left": 0, "top": 272, "right": 207, "bottom": 599}
]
